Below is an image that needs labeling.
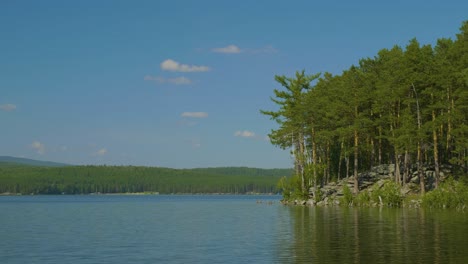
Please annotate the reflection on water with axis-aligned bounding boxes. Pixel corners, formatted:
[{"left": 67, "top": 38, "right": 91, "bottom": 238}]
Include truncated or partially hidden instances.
[
  {"left": 0, "top": 195, "right": 466, "bottom": 263},
  {"left": 283, "top": 206, "right": 468, "bottom": 264}
]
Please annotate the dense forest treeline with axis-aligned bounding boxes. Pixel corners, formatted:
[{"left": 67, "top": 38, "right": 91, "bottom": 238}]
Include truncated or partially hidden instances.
[
  {"left": 262, "top": 21, "right": 468, "bottom": 198},
  {"left": 0, "top": 163, "right": 291, "bottom": 195}
]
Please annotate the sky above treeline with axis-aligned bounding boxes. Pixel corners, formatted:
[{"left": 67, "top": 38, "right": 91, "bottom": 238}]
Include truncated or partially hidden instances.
[{"left": 1, "top": 0, "right": 467, "bottom": 168}]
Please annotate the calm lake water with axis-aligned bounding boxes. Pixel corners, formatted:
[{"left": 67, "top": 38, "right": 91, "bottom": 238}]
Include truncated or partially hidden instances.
[{"left": 1, "top": 195, "right": 467, "bottom": 264}]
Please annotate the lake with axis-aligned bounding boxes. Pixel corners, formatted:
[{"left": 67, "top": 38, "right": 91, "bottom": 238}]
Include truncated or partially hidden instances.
[{"left": 1, "top": 195, "right": 467, "bottom": 263}]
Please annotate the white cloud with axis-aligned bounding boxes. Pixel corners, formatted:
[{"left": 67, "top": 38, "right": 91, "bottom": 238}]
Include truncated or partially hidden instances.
[
  {"left": 161, "top": 59, "right": 210, "bottom": 72},
  {"left": 234, "top": 130, "right": 256, "bottom": 138},
  {"left": 211, "top": 45, "right": 277, "bottom": 54},
  {"left": 144, "top": 75, "right": 192, "bottom": 85},
  {"left": 31, "top": 141, "right": 45, "bottom": 154},
  {"left": 181, "top": 112, "right": 208, "bottom": 118},
  {"left": 95, "top": 148, "right": 107, "bottom": 156},
  {"left": 212, "top": 45, "right": 242, "bottom": 54},
  {"left": 0, "top": 104, "right": 16, "bottom": 111}
]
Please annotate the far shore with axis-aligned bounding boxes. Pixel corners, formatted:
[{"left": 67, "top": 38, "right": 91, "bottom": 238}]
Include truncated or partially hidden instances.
[{"left": 0, "top": 192, "right": 279, "bottom": 196}]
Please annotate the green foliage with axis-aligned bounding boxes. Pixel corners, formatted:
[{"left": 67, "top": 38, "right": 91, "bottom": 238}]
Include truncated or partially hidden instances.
[
  {"left": 314, "top": 187, "right": 323, "bottom": 202},
  {"left": 262, "top": 21, "right": 468, "bottom": 199},
  {"left": 289, "top": 174, "right": 310, "bottom": 200},
  {"left": 371, "top": 181, "right": 403, "bottom": 207},
  {"left": 341, "top": 184, "right": 354, "bottom": 206},
  {"left": 277, "top": 176, "right": 293, "bottom": 200},
  {"left": 422, "top": 178, "right": 468, "bottom": 209},
  {"left": 305, "top": 163, "right": 326, "bottom": 185},
  {"left": 355, "top": 191, "right": 371, "bottom": 206},
  {"left": 277, "top": 174, "right": 310, "bottom": 201},
  {"left": 347, "top": 181, "right": 404, "bottom": 207},
  {"left": 0, "top": 165, "right": 288, "bottom": 195}
]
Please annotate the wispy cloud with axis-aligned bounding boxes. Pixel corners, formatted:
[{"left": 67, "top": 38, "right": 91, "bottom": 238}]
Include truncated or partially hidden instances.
[
  {"left": 144, "top": 75, "right": 192, "bottom": 85},
  {"left": 0, "top": 104, "right": 16, "bottom": 111},
  {"left": 161, "top": 59, "right": 210, "bottom": 72},
  {"left": 31, "top": 141, "right": 45, "bottom": 154},
  {"left": 234, "top": 130, "right": 256, "bottom": 138},
  {"left": 212, "top": 45, "right": 242, "bottom": 54},
  {"left": 94, "top": 148, "right": 107, "bottom": 156},
  {"left": 181, "top": 112, "right": 208, "bottom": 118},
  {"left": 210, "top": 45, "right": 278, "bottom": 54}
]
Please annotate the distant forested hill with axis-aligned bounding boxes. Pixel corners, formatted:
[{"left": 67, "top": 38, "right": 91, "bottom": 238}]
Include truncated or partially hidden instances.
[
  {"left": 0, "top": 157, "right": 292, "bottom": 195},
  {"left": 0, "top": 156, "right": 70, "bottom": 167}
]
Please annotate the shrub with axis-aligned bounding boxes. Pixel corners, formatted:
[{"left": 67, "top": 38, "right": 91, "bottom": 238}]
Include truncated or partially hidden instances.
[
  {"left": 341, "top": 184, "right": 354, "bottom": 206},
  {"left": 278, "top": 175, "right": 309, "bottom": 201},
  {"left": 314, "top": 187, "right": 323, "bottom": 202},
  {"left": 355, "top": 191, "right": 371, "bottom": 206},
  {"left": 422, "top": 178, "right": 468, "bottom": 210},
  {"left": 277, "top": 176, "right": 292, "bottom": 200},
  {"left": 371, "top": 180, "right": 403, "bottom": 207}
]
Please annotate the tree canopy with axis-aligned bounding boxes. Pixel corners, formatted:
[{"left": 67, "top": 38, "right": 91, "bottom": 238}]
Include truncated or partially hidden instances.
[{"left": 263, "top": 21, "right": 468, "bottom": 198}]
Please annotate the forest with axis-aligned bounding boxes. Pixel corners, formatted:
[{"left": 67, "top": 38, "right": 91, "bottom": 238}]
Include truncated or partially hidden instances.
[
  {"left": 262, "top": 21, "right": 468, "bottom": 199},
  {"left": 0, "top": 163, "right": 290, "bottom": 195}
]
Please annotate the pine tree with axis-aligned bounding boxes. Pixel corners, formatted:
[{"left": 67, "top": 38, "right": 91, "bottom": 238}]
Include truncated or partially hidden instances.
[{"left": 261, "top": 70, "right": 320, "bottom": 196}]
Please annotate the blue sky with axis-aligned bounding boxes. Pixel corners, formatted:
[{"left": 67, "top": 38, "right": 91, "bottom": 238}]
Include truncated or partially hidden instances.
[{"left": 1, "top": 0, "right": 467, "bottom": 168}]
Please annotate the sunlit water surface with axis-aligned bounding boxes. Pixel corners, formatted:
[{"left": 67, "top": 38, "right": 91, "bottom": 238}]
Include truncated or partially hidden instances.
[{"left": 1, "top": 195, "right": 467, "bottom": 263}]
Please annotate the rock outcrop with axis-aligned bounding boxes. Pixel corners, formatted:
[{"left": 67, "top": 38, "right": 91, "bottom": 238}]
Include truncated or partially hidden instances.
[{"left": 288, "top": 163, "right": 452, "bottom": 206}]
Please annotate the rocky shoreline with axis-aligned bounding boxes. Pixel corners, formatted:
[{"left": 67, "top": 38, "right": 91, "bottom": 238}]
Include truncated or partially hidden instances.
[{"left": 284, "top": 163, "right": 454, "bottom": 208}]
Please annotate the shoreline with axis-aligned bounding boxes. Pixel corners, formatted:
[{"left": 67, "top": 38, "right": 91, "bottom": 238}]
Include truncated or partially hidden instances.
[{"left": 0, "top": 192, "right": 280, "bottom": 196}]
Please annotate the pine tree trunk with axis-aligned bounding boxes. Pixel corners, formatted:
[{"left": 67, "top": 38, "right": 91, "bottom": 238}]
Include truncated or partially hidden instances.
[
  {"left": 446, "top": 88, "right": 452, "bottom": 157},
  {"left": 354, "top": 129, "right": 359, "bottom": 194},
  {"left": 378, "top": 116, "right": 383, "bottom": 165},
  {"left": 370, "top": 137, "right": 375, "bottom": 169},
  {"left": 312, "top": 127, "right": 317, "bottom": 198},
  {"left": 418, "top": 142, "right": 425, "bottom": 195},
  {"left": 394, "top": 150, "right": 401, "bottom": 185},
  {"left": 338, "top": 140, "right": 343, "bottom": 181},
  {"left": 298, "top": 133, "right": 305, "bottom": 194},
  {"left": 433, "top": 110, "right": 440, "bottom": 189},
  {"left": 326, "top": 141, "right": 331, "bottom": 184},
  {"left": 323, "top": 166, "right": 327, "bottom": 187},
  {"left": 412, "top": 83, "right": 425, "bottom": 195},
  {"left": 403, "top": 150, "right": 409, "bottom": 185},
  {"left": 294, "top": 145, "right": 300, "bottom": 175},
  {"left": 345, "top": 156, "right": 349, "bottom": 179},
  {"left": 390, "top": 122, "right": 400, "bottom": 184}
]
